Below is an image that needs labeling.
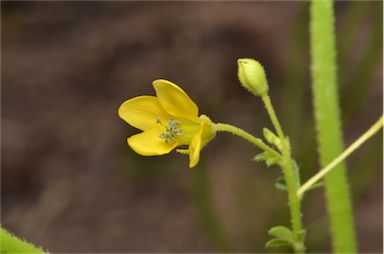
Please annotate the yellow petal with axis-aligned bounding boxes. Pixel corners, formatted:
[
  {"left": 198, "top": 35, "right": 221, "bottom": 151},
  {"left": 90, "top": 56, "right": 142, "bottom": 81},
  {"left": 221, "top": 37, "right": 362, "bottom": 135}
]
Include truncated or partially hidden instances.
[
  {"left": 118, "top": 96, "right": 169, "bottom": 131},
  {"left": 153, "top": 79, "right": 199, "bottom": 121},
  {"left": 188, "top": 124, "right": 204, "bottom": 168},
  {"left": 128, "top": 127, "right": 178, "bottom": 156}
]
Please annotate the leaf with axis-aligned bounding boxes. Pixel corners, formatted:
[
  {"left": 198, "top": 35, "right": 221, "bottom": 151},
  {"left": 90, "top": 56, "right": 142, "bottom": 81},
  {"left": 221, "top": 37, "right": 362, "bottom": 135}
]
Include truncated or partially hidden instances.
[
  {"left": 266, "top": 157, "right": 278, "bottom": 167},
  {"left": 253, "top": 152, "right": 279, "bottom": 167},
  {"left": 253, "top": 152, "right": 269, "bottom": 161},
  {"left": 265, "top": 238, "right": 291, "bottom": 248},
  {"left": 266, "top": 227, "right": 306, "bottom": 252},
  {"left": 268, "top": 226, "right": 295, "bottom": 244},
  {"left": 275, "top": 177, "right": 287, "bottom": 191}
]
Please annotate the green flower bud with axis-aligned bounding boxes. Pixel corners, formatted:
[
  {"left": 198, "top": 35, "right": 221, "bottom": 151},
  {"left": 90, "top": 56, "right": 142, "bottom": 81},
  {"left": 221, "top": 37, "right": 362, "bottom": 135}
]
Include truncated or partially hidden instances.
[
  {"left": 237, "top": 58, "right": 269, "bottom": 96},
  {"left": 263, "top": 127, "right": 283, "bottom": 150}
]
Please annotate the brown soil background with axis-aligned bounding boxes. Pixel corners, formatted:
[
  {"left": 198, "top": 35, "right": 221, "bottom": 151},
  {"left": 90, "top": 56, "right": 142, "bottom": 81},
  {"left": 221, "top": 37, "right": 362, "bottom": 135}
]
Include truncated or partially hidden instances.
[{"left": 1, "top": 2, "right": 382, "bottom": 253}]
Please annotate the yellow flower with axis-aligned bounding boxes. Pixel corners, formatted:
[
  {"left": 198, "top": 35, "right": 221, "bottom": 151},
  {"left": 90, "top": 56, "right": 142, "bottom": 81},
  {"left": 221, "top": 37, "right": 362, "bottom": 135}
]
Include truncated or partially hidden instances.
[{"left": 118, "top": 79, "right": 216, "bottom": 168}]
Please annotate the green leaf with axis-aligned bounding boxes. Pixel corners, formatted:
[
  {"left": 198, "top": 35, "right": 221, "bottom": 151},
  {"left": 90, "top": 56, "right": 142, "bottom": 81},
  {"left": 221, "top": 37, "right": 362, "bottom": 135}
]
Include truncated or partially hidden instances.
[
  {"left": 253, "top": 152, "right": 279, "bottom": 167},
  {"left": 268, "top": 226, "right": 295, "bottom": 244},
  {"left": 253, "top": 152, "right": 269, "bottom": 161},
  {"left": 275, "top": 177, "right": 287, "bottom": 191},
  {"left": 266, "top": 157, "right": 278, "bottom": 167},
  {"left": 266, "top": 227, "right": 306, "bottom": 252},
  {"left": 265, "top": 238, "right": 291, "bottom": 248}
]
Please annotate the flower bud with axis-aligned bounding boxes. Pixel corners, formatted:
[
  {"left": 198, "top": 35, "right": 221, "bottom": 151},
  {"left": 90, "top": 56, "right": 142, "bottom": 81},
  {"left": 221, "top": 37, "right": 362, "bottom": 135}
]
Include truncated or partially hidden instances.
[
  {"left": 263, "top": 127, "right": 282, "bottom": 150},
  {"left": 237, "top": 58, "right": 269, "bottom": 96}
]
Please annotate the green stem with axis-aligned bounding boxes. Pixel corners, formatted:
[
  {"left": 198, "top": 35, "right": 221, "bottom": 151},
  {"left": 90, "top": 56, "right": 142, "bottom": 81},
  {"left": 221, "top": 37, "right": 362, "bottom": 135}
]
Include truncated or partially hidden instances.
[
  {"left": 261, "top": 94, "right": 305, "bottom": 254},
  {"left": 213, "top": 123, "right": 282, "bottom": 160},
  {"left": 282, "top": 143, "right": 304, "bottom": 254},
  {"left": 310, "top": 0, "right": 357, "bottom": 252},
  {"left": 261, "top": 95, "right": 285, "bottom": 139},
  {"left": 298, "top": 116, "right": 383, "bottom": 197}
]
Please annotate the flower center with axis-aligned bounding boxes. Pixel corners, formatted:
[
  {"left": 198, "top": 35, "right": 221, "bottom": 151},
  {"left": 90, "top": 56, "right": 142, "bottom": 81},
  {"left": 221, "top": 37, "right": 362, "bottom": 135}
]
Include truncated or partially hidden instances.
[{"left": 157, "top": 117, "right": 184, "bottom": 143}]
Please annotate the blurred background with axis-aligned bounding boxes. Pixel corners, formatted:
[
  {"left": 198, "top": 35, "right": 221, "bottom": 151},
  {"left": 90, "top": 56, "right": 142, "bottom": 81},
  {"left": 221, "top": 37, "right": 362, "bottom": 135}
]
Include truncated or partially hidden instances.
[{"left": 1, "top": 1, "right": 382, "bottom": 253}]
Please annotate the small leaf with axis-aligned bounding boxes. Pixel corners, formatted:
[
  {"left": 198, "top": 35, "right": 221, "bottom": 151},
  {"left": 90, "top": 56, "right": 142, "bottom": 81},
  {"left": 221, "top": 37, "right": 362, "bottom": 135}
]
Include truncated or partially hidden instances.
[
  {"left": 253, "top": 152, "right": 269, "bottom": 161},
  {"left": 268, "top": 226, "right": 295, "bottom": 244},
  {"left": 275, "top": 177, "right": 287, "bottom": 191},
  {"left": 253, "top": 152, "right": 280, "bottom": 167},
  {"left": 266, "top": 157, "right": 278, "bottom": 167},
  {"left": 265, "top": 238, "right": 291, "bottom": 248}
]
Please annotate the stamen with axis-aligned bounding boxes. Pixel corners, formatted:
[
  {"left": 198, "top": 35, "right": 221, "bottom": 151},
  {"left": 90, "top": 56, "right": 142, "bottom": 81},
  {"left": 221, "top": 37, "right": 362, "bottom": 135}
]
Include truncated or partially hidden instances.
[{"left": 159, "top": 118, "right": 184, "bottom": 143}]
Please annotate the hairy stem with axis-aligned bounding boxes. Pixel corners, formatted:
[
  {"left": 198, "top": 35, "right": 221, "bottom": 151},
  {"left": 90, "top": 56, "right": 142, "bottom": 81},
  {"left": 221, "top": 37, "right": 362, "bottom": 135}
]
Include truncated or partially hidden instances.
[
  {"left": 261, "top": 95, "right": 284, "bottom": 139},
  {"left": 310, "top": 0, "right": 357, "bottom": 252},
  {"left": 261, "top": 95, "right": 305, "bottom": 253},
  {"left": 213, "top": 123, "right": 282, "bottom": 160}
]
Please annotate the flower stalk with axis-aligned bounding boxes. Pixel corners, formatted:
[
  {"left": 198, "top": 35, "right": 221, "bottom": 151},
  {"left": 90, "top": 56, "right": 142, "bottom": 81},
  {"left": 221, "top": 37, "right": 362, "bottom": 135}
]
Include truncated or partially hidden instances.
[
  {"left": 298, "top": 116, "right": 383, "bottom": 198},
  {"left": 213, "top": 123, "right": 282, "bottom": 160},
  {"left": 261, "top": 95, "right": 284, "bottom": 139}
]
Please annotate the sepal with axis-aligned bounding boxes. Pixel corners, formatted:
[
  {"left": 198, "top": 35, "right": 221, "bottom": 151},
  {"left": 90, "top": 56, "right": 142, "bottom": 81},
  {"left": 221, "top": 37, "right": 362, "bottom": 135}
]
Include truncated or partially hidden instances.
[{"left": 176, "top": 149, "right": 189, "bottom": 155}]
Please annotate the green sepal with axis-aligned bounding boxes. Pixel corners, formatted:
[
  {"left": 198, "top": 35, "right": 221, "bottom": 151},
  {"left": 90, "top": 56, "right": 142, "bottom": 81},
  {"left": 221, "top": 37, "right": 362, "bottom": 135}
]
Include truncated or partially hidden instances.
[{"left": 176, "top": 149, "right": 189, "bottom": 155}]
